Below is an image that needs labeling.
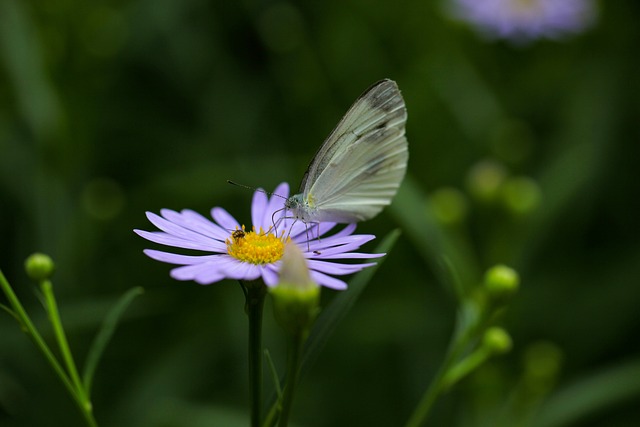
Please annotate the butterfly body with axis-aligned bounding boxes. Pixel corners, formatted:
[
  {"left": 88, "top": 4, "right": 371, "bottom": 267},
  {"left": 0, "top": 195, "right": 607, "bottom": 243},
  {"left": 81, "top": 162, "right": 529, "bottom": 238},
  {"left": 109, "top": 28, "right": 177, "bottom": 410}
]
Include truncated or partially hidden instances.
[{"left": 285, "top": 79, "right": 408, "bottom": 224}]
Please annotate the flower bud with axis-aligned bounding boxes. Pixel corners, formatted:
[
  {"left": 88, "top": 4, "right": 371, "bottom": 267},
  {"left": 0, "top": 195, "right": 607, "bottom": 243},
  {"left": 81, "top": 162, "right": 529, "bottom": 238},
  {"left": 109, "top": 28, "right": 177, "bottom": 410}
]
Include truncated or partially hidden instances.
[
  {"left": 429, "top": 187, "right": 468, "bottom": 226},
  {"left": 466, "top": 159, "right": 507, "bottom": 203},
  {"left": 24, "top": 253, "right": 55, "bottom": 281},
  {"left": 484, "top": 264, "right": 519, "bottom": 301},
  {"left": 500, "top": 176, "right": 541, "bottom": 215},
  {"left": 483, "top": 327, "right": 512, "bottom": 355},
  {"left": 270, "top": 243, "right": 320, "bottom": 336}
]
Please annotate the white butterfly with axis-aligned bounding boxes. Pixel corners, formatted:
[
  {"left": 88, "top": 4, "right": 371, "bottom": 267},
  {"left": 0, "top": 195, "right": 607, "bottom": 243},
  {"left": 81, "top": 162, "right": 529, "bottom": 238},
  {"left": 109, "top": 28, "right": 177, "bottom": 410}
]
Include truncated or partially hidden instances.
[{"left": 285, "top": 79, "right": 408, "bottom": 224}]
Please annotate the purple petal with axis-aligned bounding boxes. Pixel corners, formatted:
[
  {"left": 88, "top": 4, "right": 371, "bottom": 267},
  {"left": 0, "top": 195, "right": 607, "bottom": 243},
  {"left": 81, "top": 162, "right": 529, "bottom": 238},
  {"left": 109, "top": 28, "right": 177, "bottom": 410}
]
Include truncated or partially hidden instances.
[
  {"left": 290, "top": 221, "right": 337, "bottom": 242},
  {"left": 324, "top": 223, "right": 357, "bottom": 239},
  {"left": 310, "top": 270, "right": 348, "bottom": 290},
  {"left": 305, "top": 239, "right": 378, "bottom": 256},
  {"left": 285, "top": 218, "right": 324, "bottom": 239},
  {"left": 261, "top": 264, "right": 280, "bottom": 286},
  {"left": 309, "top": 252, "right": 385, "bottom": 260},
  {"left": 135, "top": 230, "right": 225, "bottom": 252},
  {"left": 195, "top": 257, "right": 260, "bottom": 284},
  {"left": 193, "top": 269, "right": 227, "bottom": 285},
  {"left": 211, "top": 207, "right": 240, "bottom": 230},
  {"left": 170, "top": 263, "right": 220, "bottom": 281},
  {"left": 262, "top": 182, "right": 289, "bottom": 230},
  {"left": 271, "top": 217, "right": 297, "bottom": 239},
  {"left": 307, "top": 259, "right": 376, "bottom": 275},
  {"left": 214, "top": 257, "right": 262, "bottom": 281},
  {"left": 161, "top": 209, "right": 230, "bottom": 240},
  {"left": 451, "top": 0, "right": 596, "bottom": 42},
  {"left": 145, "top": 211, "right": 222, "bottom": 243},
  {"left": 143, "top": 249, "right": 224, "bottom": 265},
  {"left": 251, "top": 188, "right": 269, "bottom": 230},
  {"left": 305, "top": 235, "right": 376, "bottom": 252}
]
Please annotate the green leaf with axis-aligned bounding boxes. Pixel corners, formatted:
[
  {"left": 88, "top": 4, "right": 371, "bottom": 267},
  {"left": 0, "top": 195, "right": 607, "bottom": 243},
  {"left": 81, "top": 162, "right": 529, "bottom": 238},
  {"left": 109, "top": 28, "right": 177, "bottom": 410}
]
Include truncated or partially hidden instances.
[
  {"left": 263, "top": 229, "right": 401, "bottom": 426},
  {"left": 531, "top": 358, "right": 640, "bottom": 427},
  {"left": 149, "top": 400, "right": 248, "bottom": 427},
  {"left": 390, "top": 176, "right": 480, "bottom": 297},
  {"left": 264, "top": 348, "right": 282, "bottom": 399},
  {"left": 0, "top": 303, "right": 21, "bottom": 325},
  {"left": 300, "top": 228, "right": 401, "bottom": 376},
  {"left": 262, "top": 348, "right": 283, "bottom": 427},
  {"left": 82, "top": 287, "right": 144, "bottom": 394}
]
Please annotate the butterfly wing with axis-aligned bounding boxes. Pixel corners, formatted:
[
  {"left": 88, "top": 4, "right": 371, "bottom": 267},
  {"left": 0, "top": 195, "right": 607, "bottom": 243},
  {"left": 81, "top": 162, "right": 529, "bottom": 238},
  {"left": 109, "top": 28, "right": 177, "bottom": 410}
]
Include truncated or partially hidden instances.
[{"left": 300, "top": 79, "right": 408, "bottom": 223}]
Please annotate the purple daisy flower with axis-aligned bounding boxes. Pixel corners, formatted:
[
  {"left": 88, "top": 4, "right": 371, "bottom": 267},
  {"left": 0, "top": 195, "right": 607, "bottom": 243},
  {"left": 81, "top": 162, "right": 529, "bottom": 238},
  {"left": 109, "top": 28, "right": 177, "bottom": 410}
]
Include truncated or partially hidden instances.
[
  {"left": 134, "top": 182, "right": 383, "bottom": 290},
  {"left": 448, "top": 0, "right": 597, "bottom": 42}
]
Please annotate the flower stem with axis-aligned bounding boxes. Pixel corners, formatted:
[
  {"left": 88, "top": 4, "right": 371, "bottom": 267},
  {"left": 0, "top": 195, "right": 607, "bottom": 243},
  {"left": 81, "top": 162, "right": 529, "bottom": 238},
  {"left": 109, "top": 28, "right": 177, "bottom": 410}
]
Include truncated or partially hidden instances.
[
  {"left": 244, "top": 281, "right": 268, "bottom": 427},
  {"left": 404, "top": 306, "right": 479, "bottom": 427},
  {"left": 278, "top": 332, "right": 304, "bottom": 427},
  {"left": 41, "top": 280, "right": 97, "bottom": 426},
  {"left": 0, "top": 270, "right": 98, "bottom": 427},
  {"left": 442, "top": 347, "right": 492, "bottom": 391},
  {"left": 404, "top": 340, "right": 463, "bottom": 427}
]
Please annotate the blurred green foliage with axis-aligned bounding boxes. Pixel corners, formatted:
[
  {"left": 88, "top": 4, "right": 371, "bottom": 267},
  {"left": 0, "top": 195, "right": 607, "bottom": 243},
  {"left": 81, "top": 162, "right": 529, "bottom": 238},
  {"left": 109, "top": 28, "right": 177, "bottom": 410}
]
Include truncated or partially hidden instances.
[{"left": 1, "top": 0, "right": 639, "bottom": 426}]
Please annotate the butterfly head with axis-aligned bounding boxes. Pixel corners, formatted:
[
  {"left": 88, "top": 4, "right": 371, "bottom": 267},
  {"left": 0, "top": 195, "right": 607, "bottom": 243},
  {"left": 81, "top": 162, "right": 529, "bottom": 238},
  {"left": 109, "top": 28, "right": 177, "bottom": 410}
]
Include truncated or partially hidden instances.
[{"left": 285, "top": 193, "right": 316, "bottom": 222}]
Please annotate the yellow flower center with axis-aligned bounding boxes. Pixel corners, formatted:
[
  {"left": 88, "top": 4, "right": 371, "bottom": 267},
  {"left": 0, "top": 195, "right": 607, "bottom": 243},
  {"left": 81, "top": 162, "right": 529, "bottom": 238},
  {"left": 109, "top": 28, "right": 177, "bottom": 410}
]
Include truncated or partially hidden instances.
[{"left": 226, "top": 226, "right": 287, "bottom": 264}]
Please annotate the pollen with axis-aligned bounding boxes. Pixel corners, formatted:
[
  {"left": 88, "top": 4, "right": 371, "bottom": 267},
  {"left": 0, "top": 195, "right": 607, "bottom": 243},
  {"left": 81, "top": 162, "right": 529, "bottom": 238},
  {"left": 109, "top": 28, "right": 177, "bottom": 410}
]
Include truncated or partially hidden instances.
[{"left": 226, "top": 226, "right": 287, "bottom": 264}]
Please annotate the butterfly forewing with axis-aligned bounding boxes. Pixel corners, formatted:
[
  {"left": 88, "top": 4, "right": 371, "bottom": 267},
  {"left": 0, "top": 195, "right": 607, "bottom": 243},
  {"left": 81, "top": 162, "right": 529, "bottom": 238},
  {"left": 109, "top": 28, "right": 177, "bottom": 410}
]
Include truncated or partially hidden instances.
[{"left": 300, "top": 79, "right": 408, "bottom": 222}]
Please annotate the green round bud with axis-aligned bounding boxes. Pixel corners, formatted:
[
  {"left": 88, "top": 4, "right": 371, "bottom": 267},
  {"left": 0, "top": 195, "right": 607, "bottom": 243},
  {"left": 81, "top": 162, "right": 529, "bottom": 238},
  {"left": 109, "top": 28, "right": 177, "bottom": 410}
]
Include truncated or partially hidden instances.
[
  {"left": 271, "top": 286, "right": 320, "bottom": 336},
  {"left": 270, "top": 243, "right": 320, "bottom": 336},
  {"left": 484, "top": 264, "right": 520, "bottom": 298},
  {"left": 483, "top": 327, "right": 512, "bottom": 355},
  {"left": 24, "top": 253, "right": 55, "bottom": 281},
  {"left": 501, "top": 176, "right": 541, "bottom": 215},
  {"left": 466, "top": 159, "right": 508, "bottom": 203},
  {"left": 429, "top": 187, "right": 469, "bottom": 226}
]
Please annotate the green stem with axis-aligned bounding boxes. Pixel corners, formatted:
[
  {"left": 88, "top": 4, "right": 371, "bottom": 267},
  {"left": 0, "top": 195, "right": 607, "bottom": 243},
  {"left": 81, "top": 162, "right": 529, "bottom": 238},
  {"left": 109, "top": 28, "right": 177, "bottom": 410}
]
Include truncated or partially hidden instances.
[
  {"left": 261, "top": 350, "right": 283, "bottom": 427},
  {"left": 261, "top": 396, "right": 280, "bottom": 427},
  {"left": 41, "top": 280, "right": 96, "bottom": 426},
  {"left": 404, "top": 340, "right": 463, "bottom": 427},
  {"left": 442, "top": 347, "right": 492, "bottom": 391},
  {"left": 0, "top": 270, "right": 97, "bottom": 427},
  {"left": 278, "top": 332, "right": 304, "bottom": 427},
  {"left": 404, "top": 307, "right": 480, "bottom": 427},
  {"left": 245, "top": 281, "right": 267, "bottom": 427}
]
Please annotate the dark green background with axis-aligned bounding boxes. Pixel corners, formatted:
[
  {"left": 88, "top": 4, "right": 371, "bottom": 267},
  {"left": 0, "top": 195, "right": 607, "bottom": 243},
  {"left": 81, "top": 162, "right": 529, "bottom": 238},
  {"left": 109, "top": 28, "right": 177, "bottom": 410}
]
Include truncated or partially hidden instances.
[{"left": 1, "top": 1, "right": 639, "bottom": 426}]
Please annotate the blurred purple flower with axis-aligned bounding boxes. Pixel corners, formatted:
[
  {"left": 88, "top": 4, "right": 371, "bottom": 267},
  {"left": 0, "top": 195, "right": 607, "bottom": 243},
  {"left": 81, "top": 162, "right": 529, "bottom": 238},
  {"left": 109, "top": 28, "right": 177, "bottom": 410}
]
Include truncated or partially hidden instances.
[
  {"left": 134, "top": 182, "right": 383, "bottom": 290},
  {"left": 449, "top": 0, "right": 597, "bottom": 42}
]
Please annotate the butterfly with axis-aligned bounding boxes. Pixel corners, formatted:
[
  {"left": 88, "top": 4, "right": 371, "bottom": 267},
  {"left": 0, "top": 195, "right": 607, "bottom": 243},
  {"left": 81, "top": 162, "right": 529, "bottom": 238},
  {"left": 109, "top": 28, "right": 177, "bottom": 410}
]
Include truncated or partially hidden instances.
[{"left": 284, "top": 79, "right": 408, "bottom": 224}]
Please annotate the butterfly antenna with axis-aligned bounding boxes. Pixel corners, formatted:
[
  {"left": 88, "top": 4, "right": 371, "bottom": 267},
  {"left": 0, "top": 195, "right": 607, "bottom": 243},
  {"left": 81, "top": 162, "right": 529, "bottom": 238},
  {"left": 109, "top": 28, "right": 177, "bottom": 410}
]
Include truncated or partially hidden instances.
[{"left": 227, "top": 180, "right": 288, "bottom": 200}]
